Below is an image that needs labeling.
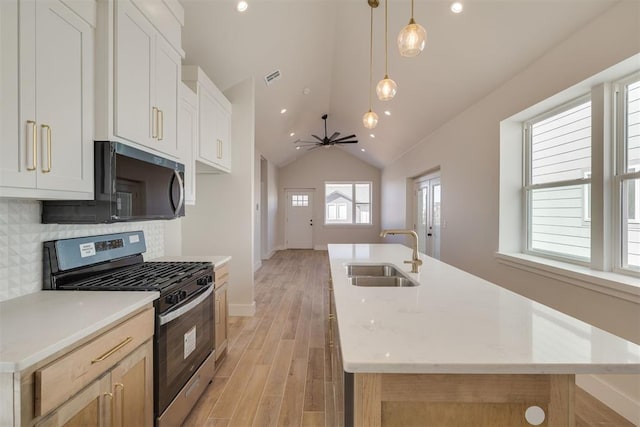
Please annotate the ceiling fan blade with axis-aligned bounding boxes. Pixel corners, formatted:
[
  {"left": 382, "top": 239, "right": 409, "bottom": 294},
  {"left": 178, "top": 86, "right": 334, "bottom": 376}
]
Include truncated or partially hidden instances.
[
  {"left": 329, "top": 131, "right": 340, "bottom": 141},
  {"left": 294, "top": 139, "right": 317, "bottom": 144},
  {"left": 333, "top": 134, "right": 356, "bottom": 142},
  {"left": 336, "top": 140, "right": 358, "bottom": 144},
  {"left": 307, "top": 145, "right": 321, "bottom": 151},
  {"left": 311, "top": 134, "right": 324, "bottom": 143}
]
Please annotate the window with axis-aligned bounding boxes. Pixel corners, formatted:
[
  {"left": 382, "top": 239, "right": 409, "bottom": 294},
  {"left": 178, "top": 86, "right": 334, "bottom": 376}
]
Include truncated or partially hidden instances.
[
  {"left": 325, "top": 182, "right": 372, "bottom": 225},
  {"left": 619, "top": 78, "right": 640, "bottom": 270},
  {"left": 291, "top": 194, "right": 309, "bottom": 207},
  {"left": 517, "top": 72, "right": 640, "bottom": 276},
  {"left": 524, "top": 98, "right": 592, "bottom": 261}
]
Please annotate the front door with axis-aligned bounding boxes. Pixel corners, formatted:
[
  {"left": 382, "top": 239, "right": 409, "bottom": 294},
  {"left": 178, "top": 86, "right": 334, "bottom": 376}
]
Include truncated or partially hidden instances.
[
  {"left": 415, "top": 174, "right": 441, "bottom": 259},
  {"left": 285, "top": 190, "right": 313, "bottom": 249}
]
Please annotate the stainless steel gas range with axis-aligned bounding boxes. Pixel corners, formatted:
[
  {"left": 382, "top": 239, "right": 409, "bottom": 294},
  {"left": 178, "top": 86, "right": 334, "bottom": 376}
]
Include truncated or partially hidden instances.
[{"left": 43, "top": 231, "right": 215, "bottom": 426}]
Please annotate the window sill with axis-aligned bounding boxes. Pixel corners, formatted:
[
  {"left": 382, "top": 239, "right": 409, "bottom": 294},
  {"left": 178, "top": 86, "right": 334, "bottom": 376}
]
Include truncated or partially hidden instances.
[{"left": 495, "top": 252, "right": 640, "bottom": 304}]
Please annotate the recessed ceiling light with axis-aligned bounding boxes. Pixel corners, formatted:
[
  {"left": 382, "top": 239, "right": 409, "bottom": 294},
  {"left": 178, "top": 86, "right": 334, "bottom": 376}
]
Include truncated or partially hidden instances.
[
  {"left": 361, "top": 148, "right": 366, "bottom": 152},
  {"left": 280, "top": 108, "right": 287, "bottom": 114},
  {"left": 237, "top": 1, "right": 248, "bottom": 12},
  {"left": 289, "top": 132, "right": 295, "bottom": 137},
  {"left": 303, "top": 87, "right": 311, "bottom": 95},
  {"left": 384, "top": 110, "right": 391, "bottom": 116},
  {"left": 370, "top": 134, "right": 375, "bottom": 138},
  {"left": 296, "top": 146, "right": 301, "bottom": 150},
  {"left": 451, "top": 2, "right": 463, "bottom": 13}
]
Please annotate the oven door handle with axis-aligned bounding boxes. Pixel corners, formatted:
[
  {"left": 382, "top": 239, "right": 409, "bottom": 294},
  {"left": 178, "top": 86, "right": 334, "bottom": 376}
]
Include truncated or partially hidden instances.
[{"left": 158, "top": 285, "right": 214, "bottom": 326}]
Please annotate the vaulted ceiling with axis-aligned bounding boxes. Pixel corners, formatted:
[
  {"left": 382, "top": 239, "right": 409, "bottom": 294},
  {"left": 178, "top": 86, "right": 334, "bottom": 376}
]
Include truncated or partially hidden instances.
[{"left": 182, "top": 0, "right": 618, "bottom": 169}]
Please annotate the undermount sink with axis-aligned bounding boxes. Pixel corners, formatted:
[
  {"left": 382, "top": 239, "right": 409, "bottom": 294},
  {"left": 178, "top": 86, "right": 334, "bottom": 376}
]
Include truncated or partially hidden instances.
[
  {"left": 345, "top": 263, "right": 420, "bottom": 287},
  {"left": 345, "top": 264, "right": 402, "bottom": 277},
  {"left": 348, "top": 276, "right": 419, "bottom": 287}
]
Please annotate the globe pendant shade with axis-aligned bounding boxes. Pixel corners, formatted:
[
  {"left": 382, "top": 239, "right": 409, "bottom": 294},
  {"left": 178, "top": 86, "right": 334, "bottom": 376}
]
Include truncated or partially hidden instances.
[
  {"left": 397, "top": 20, "right": 426, "bottom": 57},
  {"left": 363, "top": 110, "right": 379, "bottom": 129},
  {"left": 376, "top": 76, "right": 397, "bottom": 101}
]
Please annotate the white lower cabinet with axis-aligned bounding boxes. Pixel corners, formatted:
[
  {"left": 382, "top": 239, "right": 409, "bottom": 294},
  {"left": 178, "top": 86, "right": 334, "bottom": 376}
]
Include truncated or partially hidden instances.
[{"left": 0, "top": 0, "right": 94, "bottom": 199}]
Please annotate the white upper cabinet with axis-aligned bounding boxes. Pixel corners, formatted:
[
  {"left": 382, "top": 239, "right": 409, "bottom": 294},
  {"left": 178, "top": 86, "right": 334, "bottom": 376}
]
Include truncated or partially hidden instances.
[
  {"left": 183, "top": 66, "right": 232, "bottom": 174},
  {"left": 98, "top": 0, "right": 184, "bottom": 159},
  {"left": 0, "top": 0, "right": 95, "bottom": 199},
  {"left": 179, "top": 83, "right": 198, "bottom": 205}
]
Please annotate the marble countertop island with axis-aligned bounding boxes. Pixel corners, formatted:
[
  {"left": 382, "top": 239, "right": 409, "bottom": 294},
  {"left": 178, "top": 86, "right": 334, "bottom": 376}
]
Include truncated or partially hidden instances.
[{"left": 328, "top": 243, "right": 640, "bottom": 375}]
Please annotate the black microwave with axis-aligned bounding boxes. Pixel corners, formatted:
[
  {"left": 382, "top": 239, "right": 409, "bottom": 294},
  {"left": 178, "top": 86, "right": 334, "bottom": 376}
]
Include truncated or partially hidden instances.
[{"left": 42, "top": 141, "right": 185, "bottom": 223}]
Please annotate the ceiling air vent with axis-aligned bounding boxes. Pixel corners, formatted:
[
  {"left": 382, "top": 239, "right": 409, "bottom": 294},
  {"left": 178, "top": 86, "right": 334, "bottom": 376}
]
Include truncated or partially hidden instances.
[{"left": 264, "top": 69, "right": 281, "bottom": 86}]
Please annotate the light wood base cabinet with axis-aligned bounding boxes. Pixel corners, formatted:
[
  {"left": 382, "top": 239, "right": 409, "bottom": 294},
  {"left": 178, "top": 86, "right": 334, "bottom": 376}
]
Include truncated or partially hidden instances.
[
  {"left": 11, "top": 307, "right": 154, "bottom": 427},
  {"left": 35, "top": 340, "right": 153, "bottom": 427},
  {"left": 214, "top": 263, "right": 229, "bottom": 364}
]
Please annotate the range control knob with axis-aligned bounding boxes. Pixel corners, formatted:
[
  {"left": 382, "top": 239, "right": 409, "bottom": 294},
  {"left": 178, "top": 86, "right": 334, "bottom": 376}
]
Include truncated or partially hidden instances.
[
  {"left": 165, "top": 293, "right": 178, "bottom": 305},
  {"left": 197, "top": 276, "right": 210, "bottom": 286},
  {"left": 179, "top": 290, "right": 188, "bottom": 301}
]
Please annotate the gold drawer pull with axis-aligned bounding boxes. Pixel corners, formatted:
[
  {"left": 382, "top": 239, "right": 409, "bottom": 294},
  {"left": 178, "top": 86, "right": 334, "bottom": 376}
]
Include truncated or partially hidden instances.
[
  {"left": 158, "top": 109, "right": 164, "bottom": 141},
  {"left": 91, "top": 337, "right": 133, "bottom": 364}
]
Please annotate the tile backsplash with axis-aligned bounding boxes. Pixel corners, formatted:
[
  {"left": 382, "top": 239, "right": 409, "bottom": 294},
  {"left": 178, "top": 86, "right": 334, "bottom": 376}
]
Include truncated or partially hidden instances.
[{"left": 0, "top": 199, "right": 165, "bottom": 302}]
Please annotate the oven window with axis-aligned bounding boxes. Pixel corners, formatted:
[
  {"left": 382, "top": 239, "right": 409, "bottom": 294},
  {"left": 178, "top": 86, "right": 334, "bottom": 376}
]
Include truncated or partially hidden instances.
[{"left": 155, "top": 290, "right": 214, "bottom": 413}]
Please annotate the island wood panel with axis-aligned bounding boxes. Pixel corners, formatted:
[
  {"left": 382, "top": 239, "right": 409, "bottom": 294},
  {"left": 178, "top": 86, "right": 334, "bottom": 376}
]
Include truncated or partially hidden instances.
[{"left": 353, "top": 372, "right": 575, "bottom": 427}]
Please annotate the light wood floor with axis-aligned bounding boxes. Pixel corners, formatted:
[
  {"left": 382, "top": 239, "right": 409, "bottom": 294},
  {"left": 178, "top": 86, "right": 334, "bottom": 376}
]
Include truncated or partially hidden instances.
[{"left": 184, "top": 250, "right": 634, "bottom": 427}]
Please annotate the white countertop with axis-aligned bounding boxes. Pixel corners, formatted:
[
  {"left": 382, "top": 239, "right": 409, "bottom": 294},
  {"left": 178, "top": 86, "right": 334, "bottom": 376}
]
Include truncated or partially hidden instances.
[
  {"left": 0, "top": 291, "right": 158, "bottom": 373},
  {"left": 328, "top": 244, "right": 640, "bottom": 374},
  {"left": 151, "top": 255, "right": 231, "bottom": 268}
]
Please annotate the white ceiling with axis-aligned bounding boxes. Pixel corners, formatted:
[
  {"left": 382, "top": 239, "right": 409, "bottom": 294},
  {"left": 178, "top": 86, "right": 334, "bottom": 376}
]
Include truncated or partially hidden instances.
[{"left": 181, "top": 0, "right": 618, "bottom": 169}]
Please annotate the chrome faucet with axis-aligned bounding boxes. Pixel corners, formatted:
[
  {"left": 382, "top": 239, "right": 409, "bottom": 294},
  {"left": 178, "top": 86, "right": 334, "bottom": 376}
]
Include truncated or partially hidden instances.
[{"left": 379, "top": 229, "right": 423, "bottom": 273}]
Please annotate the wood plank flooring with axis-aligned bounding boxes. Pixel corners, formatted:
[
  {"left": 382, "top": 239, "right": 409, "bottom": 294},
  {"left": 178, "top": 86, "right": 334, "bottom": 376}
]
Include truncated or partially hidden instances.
[{"left": 184, "top": 250, "right": 634, "bottom": 427}]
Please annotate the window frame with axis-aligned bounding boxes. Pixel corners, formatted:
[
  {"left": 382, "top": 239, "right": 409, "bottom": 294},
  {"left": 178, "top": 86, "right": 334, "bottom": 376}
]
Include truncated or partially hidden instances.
[
  {"left": 523, "top": 94, "right": 592, "bottom": 264},
  {"left": 614, "top": 73, "right": 640, "bottom": 274},
  {"left": 324, "top": 181, "right": 373, "bottom": 226}
]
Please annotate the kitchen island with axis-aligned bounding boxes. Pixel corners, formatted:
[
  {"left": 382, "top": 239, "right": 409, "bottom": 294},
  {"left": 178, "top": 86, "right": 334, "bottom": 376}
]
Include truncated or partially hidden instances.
[{"left": 328, "top": 244, "right": 640, "bottom": 426}]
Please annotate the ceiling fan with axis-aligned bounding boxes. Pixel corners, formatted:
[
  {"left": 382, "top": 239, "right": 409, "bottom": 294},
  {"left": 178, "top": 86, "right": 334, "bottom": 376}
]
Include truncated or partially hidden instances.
[{"left": 294, "top": 114, "right": 358, "bottom": 150}]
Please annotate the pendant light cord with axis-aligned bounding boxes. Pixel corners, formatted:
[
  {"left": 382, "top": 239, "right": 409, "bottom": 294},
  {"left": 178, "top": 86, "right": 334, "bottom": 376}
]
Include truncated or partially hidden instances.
[
  {"left": 384, "top": 0, "right": 388, "bottom": 77},
  {"left": 369, "top": 6, "right": 373, "bottom": 110},
  {"left": 411, "top": 0, "right": 414, "bottom": 20}
]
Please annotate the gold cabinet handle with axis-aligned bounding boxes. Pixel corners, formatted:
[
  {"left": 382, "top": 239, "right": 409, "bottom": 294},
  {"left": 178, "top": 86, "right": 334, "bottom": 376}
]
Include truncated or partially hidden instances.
[
  {"left": 114, "top": 383, "right": 125, "bottom": 425},
  {"left": 217, "top": 139, "right": 222, "bottom": 159},
  {"left": 328, "top": 316, "right": 334, "bottom": 347},
  {"left": 152, "top": 106, "right": 158, "bottom": 139},
  {"left": 216, "top": 298, "right": 220, "bottom": 324},
  {"left": 158, "top": 109, "right": 164, "bottom": 141},
  {"left": 91, "top": 337, "right": 133, "bottom": 364},
  {"left": 103, "top": 391, "right": 114, "bottom": 426},
  {"left": 26, "top": 120, "right": 37, "bottom": 171},
  {"left": 41, "top": 124, "right": 51, "bottom": 173}
]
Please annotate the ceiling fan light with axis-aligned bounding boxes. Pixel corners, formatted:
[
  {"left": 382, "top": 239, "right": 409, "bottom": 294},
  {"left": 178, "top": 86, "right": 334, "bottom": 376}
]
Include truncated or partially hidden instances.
[
  {"left": 376, "top": 76, "right": 397, "bottom": 101},
  {"left": 363, "top": 110, "right": 379, "bottom": 129},
  {"left": 397, "top": 20, "right": 426, "bottom": 57}
]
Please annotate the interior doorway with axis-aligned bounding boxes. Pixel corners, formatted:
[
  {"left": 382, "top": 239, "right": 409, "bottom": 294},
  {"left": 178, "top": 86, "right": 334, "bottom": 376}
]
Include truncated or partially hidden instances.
[
  {"left": 285, "top": 189, "right": 314, "bottom": 249},
  {"left": 414, "top": 173, "right": 441, "bottom": 259}
]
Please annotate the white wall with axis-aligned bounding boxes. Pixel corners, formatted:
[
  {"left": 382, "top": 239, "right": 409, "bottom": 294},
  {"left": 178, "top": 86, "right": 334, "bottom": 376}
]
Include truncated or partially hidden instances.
[
  {"left": 278, "top": 148, "right": 381, "bottom": 249},
  {"left": 381, "top": 1, "right": 640, "bottom": 422},
  {"left": 181, "top": 78, "right": 256, "bottom": 316},
  {"left": 254, "top": 150, "right": 261, "bottom": 271},
  {"left": 257, "top": 154, "right": 279, "bottom": 259}
]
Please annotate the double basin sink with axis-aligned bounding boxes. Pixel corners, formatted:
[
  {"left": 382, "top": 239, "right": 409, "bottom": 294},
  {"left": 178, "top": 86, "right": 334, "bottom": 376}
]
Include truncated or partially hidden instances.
[{"left": 346, "top": 263, "right": 420, "bottom": 287}]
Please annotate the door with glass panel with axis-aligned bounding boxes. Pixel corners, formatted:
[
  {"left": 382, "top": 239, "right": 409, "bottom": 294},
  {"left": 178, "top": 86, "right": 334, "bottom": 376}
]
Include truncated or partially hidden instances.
[
  {"left": 414, "top": 174, "right": 441, "bottom": 259},
  {"left": 285, "top": 190, "right": 314, "bottom": 249}
]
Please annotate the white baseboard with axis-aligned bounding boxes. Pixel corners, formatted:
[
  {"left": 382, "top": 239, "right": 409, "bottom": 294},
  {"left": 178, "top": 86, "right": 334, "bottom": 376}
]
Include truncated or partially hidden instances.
[
  {"left": 228, "top": 301, "right": 256, "bottom": 317},
  {"left": 262, "top": 247, "right": 279, "bottom": 260},
  {"left": 314, "top": 244, "right": 328, "bottom": 251},
  {"left": 576, "top": 374, "right": 640, "bottom": 425},
  {"left": 253, "top": 260, "right": 262, "bottom": 272}
]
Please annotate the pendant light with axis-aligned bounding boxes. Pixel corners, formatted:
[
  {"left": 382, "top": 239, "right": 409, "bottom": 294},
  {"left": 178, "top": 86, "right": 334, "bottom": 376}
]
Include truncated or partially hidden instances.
[
  {"left": 376, "top": 0, "right": 397, "bottom": 101},
  {"left": 397, "top": 0, "right": 426, "bottom": 57},
  {"left": 363, "top": 4, "right": 378, "bottom": 129}
]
